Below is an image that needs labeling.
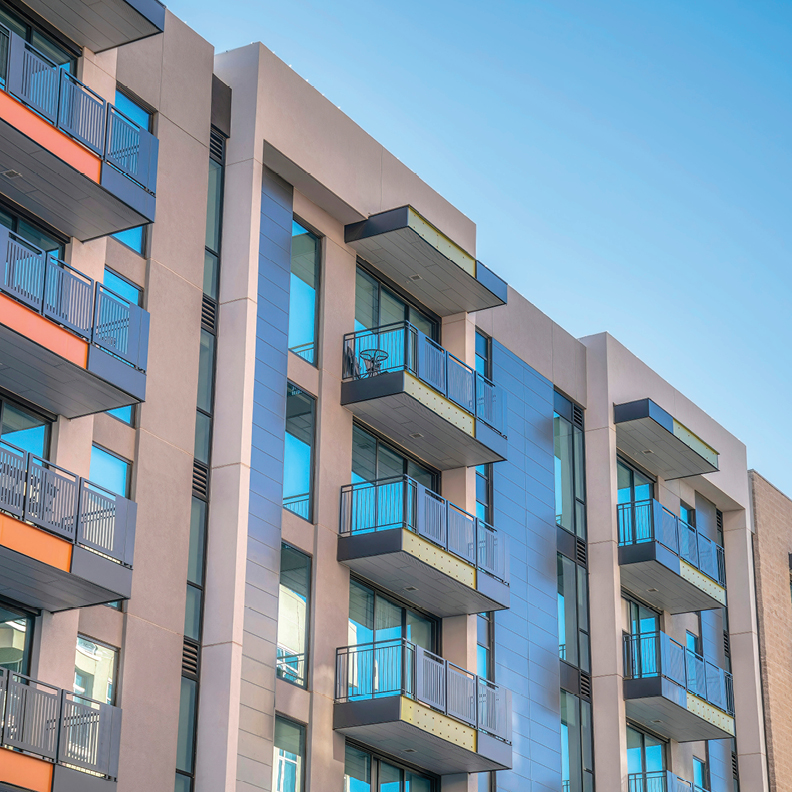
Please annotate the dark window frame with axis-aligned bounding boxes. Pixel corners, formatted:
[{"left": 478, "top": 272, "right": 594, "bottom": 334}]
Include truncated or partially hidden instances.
[
  {"left": 0, "top": 597, "right": 36, "bottom": 675},
  {"left": 289, "top": 215, "right": 323, "bottom": 366},
  {"left": 283, "top": 381, "right": 317, "bottom": 523},
  {"left": 0, "top": 0, "right": 80, "bottom": 68},
  {"left": 74, "top": 632, "right": 119, "bottom": 706},
  {"left": 90, "top": 443, "right": 132, "bottom": 498},
  {"left": 344, "top": 739, "right": 439, "bottom": 791},
  {"left": 277, "top": 542, "right": 312, "bottom": 689},
  {"left": 273, "top": 713, "right": 307, "bottom": 792}
]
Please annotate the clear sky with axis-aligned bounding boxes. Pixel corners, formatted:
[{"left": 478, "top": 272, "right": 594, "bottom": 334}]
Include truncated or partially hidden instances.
[{"left": 167, "top": 0, "right": 792, "bottom": 494}]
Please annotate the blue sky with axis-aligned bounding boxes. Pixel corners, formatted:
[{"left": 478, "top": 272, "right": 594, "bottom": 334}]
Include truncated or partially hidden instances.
[{"left": 168, "top": 0, "right": 792, "bottom": 494}]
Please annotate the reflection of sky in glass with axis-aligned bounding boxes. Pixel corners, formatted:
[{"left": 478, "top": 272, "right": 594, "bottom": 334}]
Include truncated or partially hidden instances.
[
  {"left": 561, "top": 722, "right": 570, "bottom": 781},
  {"left": 288, "top": 275, "right": 316, "bottom": 349},
  {"left": 283, "top": 434, "right": 311, "bottom": 499},
  {"left": 89, "top": 446, "right": 129, "bottom": 497}
]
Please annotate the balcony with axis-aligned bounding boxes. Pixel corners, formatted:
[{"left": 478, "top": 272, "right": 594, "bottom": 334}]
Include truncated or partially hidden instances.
[
  {"left": 627, "top": 772, "right": 706, "bottom": 792},
  {"left": 341, "top": 322, "right": 507, "bottom": 470},
  {"left": 20, "top": 0, "right": 165, "bottom": 53},
  {"left": 614, "top": 400, "right": 718, "bottom": 480},
  {"left": 334, "top": 639, "right": 512, "bottom": 775},
  {"left": 345, "top": 206, "right": 507, "bottom": 317},
  {"left": 0, "top": 27, "right": 158, "bottom": 241},
  {"left": 0, "top": 228, "right": 149, "bottom": 417},
  {"left": 618, "top": 500, "right": 726, "bottom": 613},
  {"left": 338, "top": 476, "right": 509, "bottom": 618},
  {"left": 623, "top": 632, "right": 735, "bottom": 742},
  {"left": 0, "top": 667, "right": 121, "bottom": 792},
  {"left": 0, "top": 441, "right": 136, "bottom": 612}
]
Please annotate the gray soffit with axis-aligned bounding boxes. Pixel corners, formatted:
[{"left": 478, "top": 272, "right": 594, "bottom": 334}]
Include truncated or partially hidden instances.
[
  {"left": 334, "top": 700, "right": 509, "bottom": 775},
  {"left": 618, "top": 545, "right": 725, "bottom": 614},
  {"left": 338, "top": 530, "right": 508, "bottom": 618},
  {"left": 0, "top": 119, "right": 150, "bottom": 241},
  {"left": 345, "top": 206, "right": 507, "bottom": 317},
  {"left": 20, "top": 0, "right": 165, "bottom": 52},
  {"left": 0, "top": 324, "right": 143, "bottom": 419},
  {"left": 614, "top": 399, "right": 719, "bottom": 480},
  {"left": 0, "top": 544, "right": 128, "bottom": 612}
]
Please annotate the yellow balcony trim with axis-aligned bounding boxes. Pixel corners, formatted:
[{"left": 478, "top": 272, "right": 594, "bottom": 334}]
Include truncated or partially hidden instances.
[
  {"left": 672, "top": 420, "right": 719, "bottom": 468},
  {"left": 402, "top": 529, "right": 476, "bottom": 589},
  {"left": 404, "top": 374, "right": 474, "bottom": 436},
  {"left": 686, "top": 692, "right": 735, "bottom": 736},
  {"left": 400, "top": 696, "right": 477, "bottom": 751},
  {"left": 680, "top": 560, "right": 726, "bottom": 606},
  {"left": 406, "top": 208, "right": 476, "bottom": 277}
]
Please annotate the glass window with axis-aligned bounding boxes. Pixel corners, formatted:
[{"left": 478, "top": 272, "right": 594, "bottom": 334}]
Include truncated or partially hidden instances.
[
  {"left": 272, "top": 716, "right": 305, "bottom": 792},
  {"left": 686, "top": 631, "right": 701, "bottom": 655},
  {"left": 554, "top": 394, "right": 586, "bottom": 538},
  {"left": 351, "top": 425, "right": 436, "bottom": 490},
  {"left": 475, "top": 331, "right": 491, "bottom": 378},
  {"left": 114, "top": 90, "right": 151, "bottom": 131},
  {"left": 89, "top": 445, "right": 130, "bottom": 498},
  {"left": 0, "top": 7, "right": 75, "bottom": 74},
  {"left": 104, "top": 269, "right": 142, "bottom": 306},
  {"left": 277, "top": 544, "right": 311, "bottom": 687},
  {"left": 477, "top": 612, "right": 494, "bottom": 680},
  {"left": 0, "top": 603, "right": 33, "bottom": 674},
  {"left": 284, "top": 384, "right": 315, "bottom": 521},
  {"left": 476, "top": 464, "right": 492, "bottom": 523},
  {"left": 0, "top": 400, "right": 50, "bottom": 458},
  {"left": 344, "top": 744, "right": 434, "bottom": 792},
  {"left": 626, "top": 724, "right": 665, "bottom": 775},
  {"left": 175, "top": 677, "right": 197, "bottom": 774},
  {"left": 344, "top": 744, "right": 371, "bottom": 792},
  {"left": 205, "top": 159, "right": 223, "bottom": 255},
  {"left": 562, "top": 691, "right": 595, "bottom": 792},
  {"left": 0, "top": 206, "right": 62, "bottom": 258},
  {"left": 194, "top": 412, "right": 211, "bottom": 465},
  {"left": 558, "top": 554, "right": 590, "bottom": 672},
  {"left": 693, "top": 756, "right": 709, "bottom": 790},
  {"left": 112, "top": 226, "right": 146, "bottom": 254},
  {"left": 623, "top": 597, "right": 660, "bottom": 636},
  {"left": 289, "top": 221, "right": 320, "bottom": 365},
  {"left": 617, "top": 460, "right": 654, "bottom": 505},
  {"left": 680, "top": 503, "right": 695, "bottom": 527},
  {"left": 74, "top": 635, "right": 117, "bottom": 705},
  {"left": 197, "top": 329, "right": 215, "bottom": 415}
]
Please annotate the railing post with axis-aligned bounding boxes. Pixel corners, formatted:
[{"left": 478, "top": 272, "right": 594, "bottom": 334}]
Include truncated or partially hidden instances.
[{"left": 414, "top": 480, "right": 425, "bottom": 537}]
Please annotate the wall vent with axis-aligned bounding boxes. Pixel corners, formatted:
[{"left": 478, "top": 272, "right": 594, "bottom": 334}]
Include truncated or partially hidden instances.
[
  {"left": 201, "top": 295, "right": 218, "bottom": 333},
  {"left": 576, "top": 538, "right": 587, "bottom": 567},
  {"left": 193, "top": 460, "right": 210, "bottom": 499},
  {"left": 717, "top": 509, "right": 724, "bottom": 531},
  {"left": 724, "top": 630, "right": 731, "bottom": 659},
  {"left": 182, "top": 639, "right": 200, "bottom": 679},
  {"left": 732, "top": 752, "right": 739, "bottom": 779},
  {"left": 209, "top": 128, "right": 225, "bottom": 163},
  {"left": 579, "top": 671, "right": 592, "bottom": 700},
  {"left": 572, "top": 404, "right": 584, "bottom": 429}
]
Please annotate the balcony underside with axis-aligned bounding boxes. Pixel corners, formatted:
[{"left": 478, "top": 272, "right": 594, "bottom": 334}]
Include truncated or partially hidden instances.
[
  {"left": 0, "top": 543, "right": 131, "bottom": 612},
  {"left": 334, "top": 698, "right": 511, "bottom": 775},
  {"left": 341, "top": 372, "right": 506, "bottom": 470},
  {"left": 0, "top": 115, "right": 152, "bottom": 241},
  {"left": 345, "top": 207, "right": 507, "bottom": 317},
  {"left": 21, "top": 0, "right": 165, "bottom": 53},
  {"left": 338, "top": 529, "right": 509, "bottom": 618},
  {"left": 619, "top": 543, "right": 726, "bottom": 613},
  {"left": 614, "top": 399, "right": 718, "bottom": 480},
  {"left": 623, "top": 678, "right": 734, "bottom": 742},
  {"left": 0, "top": 320, "right": 145, "bottom": 418}
]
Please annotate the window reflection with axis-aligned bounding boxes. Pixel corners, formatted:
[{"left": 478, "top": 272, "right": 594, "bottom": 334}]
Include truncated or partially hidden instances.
[
  {"left": 272, "top": 717, "right": 304, "bottom": 792},
  {"left": 74, "top": 635, "right": 117, "bottom": 705},
  {"left": 0, "top": 603, "right": 33, "bottom": 674},
  {"left": 277, "top": 545, "right": 311, "bottom": 687},
  {"left": 0, "top": 401, "right": 50, "bottom": 458},
  {"left": 289, "top": 221, "right": 320, "bottom": 365},
  {"left": 283, "top": 384, "right": 315, "bottom": 521},
  {"left": 89, "top": 445, "right": 131, "bottom": 498}
]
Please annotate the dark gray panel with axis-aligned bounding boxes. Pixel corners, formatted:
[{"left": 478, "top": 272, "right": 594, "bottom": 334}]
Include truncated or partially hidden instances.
[
  {"left": 87, "top": 346, "right": 147, "bottom": 402},
  {"left": 71, "top": 546, "right": 132, "bottom": 600},
  {"left": 52, "top": 763, "right": 118, "bottom": 792},
  {"left": 211, "top": 75, "right": 232, "bottom": 138}
]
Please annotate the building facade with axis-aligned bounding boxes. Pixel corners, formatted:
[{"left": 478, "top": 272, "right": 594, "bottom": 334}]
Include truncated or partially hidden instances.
[{"left": 0, "top": 4, "right": 773, "bottom": 792}]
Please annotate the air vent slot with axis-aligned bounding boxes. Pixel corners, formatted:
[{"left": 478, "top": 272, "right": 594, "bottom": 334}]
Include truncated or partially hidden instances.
[
  {"left": 182, "top": 639, "right": 200, "bottom": 679},
  {"left": 575, "top": 538, "right": 587, "bottom": 567},
  {"left": 202, "top": 295, "right": 218, "bottom": 333},
  {"left": 724, "top": 630, "right": 731, "bottom": 659},
  {"left": 717, "top": 509, "right": 724, "bottom": 531},
  {"left": 732, "top": 753, "right": 739, "bottom": 778},
  {"left": 572, "top": 404, "right": 584, "bottom": 429},
  {"left": 210, "top": 128, "right": 226, "bottom": 163},
  {"left": 579, "top": 672, "right": 592, "bottom": 700},
  {"left": 193, "top": 460, "right": 209, "bottom": 499}
]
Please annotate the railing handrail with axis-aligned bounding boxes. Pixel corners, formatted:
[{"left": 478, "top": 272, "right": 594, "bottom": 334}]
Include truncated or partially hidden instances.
[
  {"left": 0, "top": 441, "right": 135, "bottom": 568},
  {"left": 334, "top": 638, "right": 511, "bottom": 742},
  {"left": 0, "top": 667, "right": 121, "bottom": 779},
  {"left": 617, "top": 499, "right": 726, "bottom": 587},
  {"left": 339, "top": 475, "right": 509, "bottom": 583},
  {"left": 342, "top": 321, "right": 507, "bottom": 436},
  {"left": 623, "top": 631, "right": 734, "bottom": 716}
]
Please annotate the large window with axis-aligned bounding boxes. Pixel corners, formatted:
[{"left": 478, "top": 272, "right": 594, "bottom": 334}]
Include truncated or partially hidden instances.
[
  {"left": 554, "top": 393, "right": 586, "bottom": 538},
  {"left": 175, "top": 677, "right": 198, "bottom": 786},
  {"left": 0, "top": 399, "right": 50, "bottom": 458},
  {"left": 558, "top": 553, "right": 590, "bottom": 672},
  {"left": 194, "top": 329, "right": 216, "bottom": 465},
  {"left": 277, "top": 544, "right": 311, "bottom": 688},
  {"left": 561, "top": 690, "right": 594, "bottom": 792},
  {"left": 272, "top": 716, "right": 305, "bottom": 792},
  {"left": 283, "top": 384, "right": 316, "bottom": 521},
  {"left": 89, "top": 445, "right": 131, "bottom": 498},
  {"left": 626, "top": 724, "right": 665, "bottom": 779},
  {"left": 475, "top": 464, "right": 493, "bottom": 523},
  {"left": 184, "top": 498, "right": 207, "bottom": 643},
  {"left": 289, "top": 221, "right": 320, "bottom": 365},
  {"left": 477, "top": 612, "right": 494, "bottom": 680},
  {"left": 344, "top": 743, "right": 434, "bottom": 792},
  {"left": 0, "top": 205, "right": 63, "bottom": 258},
  {"left": 0, "top": 602, "right": 33, "bottom": 674},
  {"left": 352, "top": 424, "right": 436, "bottom": 490},
  {"left": 617, "top": 460, "right": 654, "bottom": 505},
  {"left": 355, "top": 266, "right": 437, "bottom": 339},
  {"left": 475, "top": 330, "right": 491, "bottom": 378},
  {"left": 74, "top": 635, "right": 117, "bottom": 705}
]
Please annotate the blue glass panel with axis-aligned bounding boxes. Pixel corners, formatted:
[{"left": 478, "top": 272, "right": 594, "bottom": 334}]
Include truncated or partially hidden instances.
[
  {"left": 89, "top": 446, "right": 130, "bottom": 497},
  {"left": 114, "top": 91, "right": 151, "bottom": 130},
  {"left": 112, "top": 226, "right": 145, "bottom": 255},
  {"left": 104, "top": 269, "right": 142, "bottom": 306}
]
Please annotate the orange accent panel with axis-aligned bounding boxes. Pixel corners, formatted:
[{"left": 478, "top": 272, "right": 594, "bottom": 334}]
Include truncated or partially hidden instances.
[
  {"left": 0, "top": 512, "right": 72, "bottom": 571},
  {"left": 0, "top": 292, "right": 88, "bottom": 367},
  {"left": 0, "top": 89, "right": 101, "bottom": 182},
  {"left": 0, "top": 746, "right": 53, "bottom": 792}
]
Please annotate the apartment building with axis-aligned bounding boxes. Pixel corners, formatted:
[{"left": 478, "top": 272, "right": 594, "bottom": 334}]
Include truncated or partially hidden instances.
[{"left": 0, "top": 4, "right": 772, "bottom": 792}]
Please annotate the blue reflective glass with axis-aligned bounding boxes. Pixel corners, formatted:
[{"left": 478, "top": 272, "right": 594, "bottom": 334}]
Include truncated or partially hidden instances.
[
  {"left": 283, "top": 385, "right": 314, "bottom": 520},
  {"left": 289, "top": 222, "right": 319, "bottom": 365},
  {"left": 107, "top": 405, "right": 134, "bottom": 424},
  {"left": 89, "top": 446, "right": 130, "bottom": 497},
  {"left": 112, "top": 226, "right": 145, "bottom": 254},
  {"left": 114, "top": 91, "right": 151, "bottom": 131},
  {"left": 1, "top": 403, "right": 49, "bottom": 458},
  {"left": 104, "top": 269, "right": 142, "bottom": 306}
]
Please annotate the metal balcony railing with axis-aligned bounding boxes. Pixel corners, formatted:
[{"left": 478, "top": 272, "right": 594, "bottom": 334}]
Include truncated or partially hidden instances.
[
  {"left": 276, "top": 646, "right": 307, "bottom": 687},
  {"left": 0, "top": 227, "right": 149, "bottom": 373},
  {"left": 627, "top": 771, "right": 707, "bottom": 792},
  {"left": 623, "top": 632, "right": 734, "bottom": 716},
  {"left": 0, "top": 667, "right": 121, "bottom": 779},
  {"left": 0, "top": 25, "right": 158, "bottom": 195},
  {"left": 340, "top": 475, "right": 509, "bottom": 584},
  {"left": 0, "top": 440, "right": 135, "bottom": 568},
  {"left": 335, "top": 638, "right": 512, "bottom": 743},
  {"left": 618, "top": 500, "right": 726, "bottom": 587},
  {"left": 342, "top": 322, "right": 507, "bottom": 437}
]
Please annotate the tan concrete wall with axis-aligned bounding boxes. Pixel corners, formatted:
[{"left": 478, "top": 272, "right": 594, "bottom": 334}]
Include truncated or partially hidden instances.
[{"left": 751, "top": 471, "right": 791, "bottom": 792}]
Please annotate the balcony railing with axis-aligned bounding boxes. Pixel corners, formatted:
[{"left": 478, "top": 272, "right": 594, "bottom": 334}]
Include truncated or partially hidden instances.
[
  {"left": 623, "top": 632, "right": 734, "bottom": 716},
  {"left": 0, "top": 667, "right": 120, "bottom": 779},
  {"left": 0, "top": 228, "right": 149, "bottom": 373},
  {"left": 627, "top": 771, "right": 706, "bottom": 792},
  {"left": 0, "top": 440, "right": 135, "bottom": 568},
  {"left": 342, "top": 322, "right": 507, "bottom": 436},
  {"left": 276, "top": 646, "right": 307, "bottom": 687},
  {"left": 0, "top": 25, "right": 158, "bottom": 195},
  {"left": 335, "top": 639, "right": 511, "bottom": 743},
  {"left": 618, "top": 500, "right": 726, "bottom": 587},
  {"left": 340, "top": 475, "right": 509, "bottom": 584}
]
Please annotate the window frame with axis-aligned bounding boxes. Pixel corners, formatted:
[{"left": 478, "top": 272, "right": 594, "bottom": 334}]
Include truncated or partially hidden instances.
[
  {"left": 273, "top": 714, "right": 306, "bottom": 792},
  {"left": 74, "top": 633, "right": 119, "bottom": 706},
  {"left": 283, "top": 382, "right": 317, "bottom": 523},
  {"left": 344, "top": 740, "right": 439, "bottom": 792},
  {"left": 0, "top": 199, "right": 67, "bottom": 259},
  {"left": 277, "top": 542, "right": 312, "bottom": 689},
  {"left": 288, "top": 217, "right": 322, "bottom": 366},
  {"left": 0, "top": 1, "right": 79, "bottom": 73},
  {"left": 89, "top": 443, "right": 132, "bottom": 499},
  {"left": 0, "top": 396, "right": 52, "bottom": 460},
  {"left": 0, "top": 598, "right": 35, "bottom": 675}
]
